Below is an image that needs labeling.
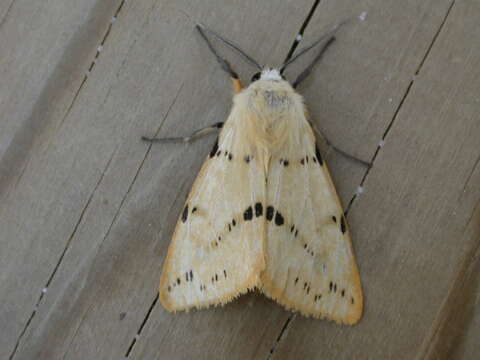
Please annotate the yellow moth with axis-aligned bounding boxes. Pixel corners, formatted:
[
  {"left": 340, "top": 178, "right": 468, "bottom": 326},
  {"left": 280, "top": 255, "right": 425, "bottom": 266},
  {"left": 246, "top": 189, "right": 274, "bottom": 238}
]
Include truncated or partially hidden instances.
[{"left": 145, "top": 24, "right": 363, "bottom": 325}]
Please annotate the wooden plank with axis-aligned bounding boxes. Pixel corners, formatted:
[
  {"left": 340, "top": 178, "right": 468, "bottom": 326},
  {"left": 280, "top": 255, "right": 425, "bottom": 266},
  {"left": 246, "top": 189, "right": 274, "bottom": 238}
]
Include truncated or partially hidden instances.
[
  {"left": 0, "top": 0, "right": 120, "bottom": 357},
  {"left": 10, "top": 1, "right": 316, "bottom": 359},
  {"left": 272, "top": 0, "right": 480, "bottom": 358},
  {"left": 419, "top": 206, "right": 480, "bottom": 360},
  {"left": 289, "top": 0, "right": 454, "bottom": 201}
]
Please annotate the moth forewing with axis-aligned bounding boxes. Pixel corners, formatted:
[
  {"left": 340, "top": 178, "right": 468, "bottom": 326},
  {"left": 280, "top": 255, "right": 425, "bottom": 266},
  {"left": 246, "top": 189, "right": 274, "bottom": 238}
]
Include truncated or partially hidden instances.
[
  {"left": 158, "top": 68, "right": 362, "bottom": 324},
  {"left": 159, "top": 104, "right": 266, "bottom": 312}
]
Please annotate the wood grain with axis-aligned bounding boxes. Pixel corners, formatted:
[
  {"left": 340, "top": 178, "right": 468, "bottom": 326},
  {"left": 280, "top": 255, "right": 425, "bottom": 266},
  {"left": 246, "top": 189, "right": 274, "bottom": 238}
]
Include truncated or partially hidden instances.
[
  {"left": 0, "top": 0, "right": 120, "bottom": 357},
  {"left": 1, "top": 0, "right": 479, "bottom": 359}
]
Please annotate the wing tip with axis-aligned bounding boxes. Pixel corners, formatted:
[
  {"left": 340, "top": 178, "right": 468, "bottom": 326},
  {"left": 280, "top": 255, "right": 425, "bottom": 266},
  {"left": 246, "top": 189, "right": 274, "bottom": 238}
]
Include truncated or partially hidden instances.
[
  {"left": 261, "top": 276, "right": 363, "bottom": 326},
  {"left": 159, "top": 273, "right": 262, "bottom": 313}
]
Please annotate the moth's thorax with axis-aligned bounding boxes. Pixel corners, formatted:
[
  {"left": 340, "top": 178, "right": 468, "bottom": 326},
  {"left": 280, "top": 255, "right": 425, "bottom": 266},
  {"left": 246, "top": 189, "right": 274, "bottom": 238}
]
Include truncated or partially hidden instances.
[{"left": 231, "top": 79, "right": 305, "bottom": 153}]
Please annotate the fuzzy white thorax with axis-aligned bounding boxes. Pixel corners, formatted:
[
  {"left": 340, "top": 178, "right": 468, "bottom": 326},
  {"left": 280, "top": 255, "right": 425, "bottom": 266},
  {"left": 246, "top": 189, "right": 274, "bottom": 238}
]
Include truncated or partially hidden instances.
[{"left": 260, "top": 68, "right": 282, "bottom": 81}]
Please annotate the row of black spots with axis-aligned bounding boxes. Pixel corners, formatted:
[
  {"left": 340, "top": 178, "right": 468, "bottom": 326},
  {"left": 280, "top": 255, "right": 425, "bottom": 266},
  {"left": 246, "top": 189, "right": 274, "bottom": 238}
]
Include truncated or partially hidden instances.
[
  {"left": 315, "top": 144, "right": 324, "bottom": 165},
  {"left": 211, "top": 235, "right": 223, "bottom": 249},
  {"left": 167, "top": 276, "right": 184, "bottom": 292},
  {"left": 244, "top": 155, "right": 251, "bottom": 164},
  {"left": 211, "top": 269, "right": 228, "bottom": 284},
  {"left": 314, "top": 294, "right": 322, "bottom": 302},
  {"left": 329, "top": 281, "right": 338, "bottom": 293},
  {"left": 200, "top": 284, "right": 207, "bottom": 292},
  {"left": 294, "top": 277, "right": 299, "bottom": 285},
  {"left": 185, "top": 270, "right": 194, "bottom": 282},
  {"left": 279, "top": 158, "right": 289, "bottom": 167},
  {"left": 300, "top": 156, "right": 310, "bottom": 165},
  {"left": 302, "top": 243, "right": 314, "bottom": 256},
  {"left": 332, "top": 215, "right": 337, "bottom": 223},
  {"left": 265, "top": 206, "right": 284, "bottom": 226},
  {"left": 209, "top": 140, "right": 233, "bottom": 161},
  {"left": 340, "top": 216, "right": 347, "bottom": 234}
]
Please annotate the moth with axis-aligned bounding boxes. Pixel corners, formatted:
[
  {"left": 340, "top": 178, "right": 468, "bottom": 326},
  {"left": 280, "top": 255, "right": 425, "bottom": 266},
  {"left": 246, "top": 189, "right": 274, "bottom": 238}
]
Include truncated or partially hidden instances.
[{"left": 144, "top": 24, "right": 364, "bottom": 325}]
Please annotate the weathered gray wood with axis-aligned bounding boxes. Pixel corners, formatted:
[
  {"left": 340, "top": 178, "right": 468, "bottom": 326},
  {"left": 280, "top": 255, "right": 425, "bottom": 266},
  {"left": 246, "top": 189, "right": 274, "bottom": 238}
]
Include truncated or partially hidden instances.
[
  {"left": 272, "top": 0, "right": 480, "bottom": 358},
  {"left": 0, "top": 0, "right": 120, "bottom": 357},
  {"left": 8, "top": 1, "right": 317, "bottom": 359},
  {"left": 291, "top": 0, "right": 455, "bottom": 201},
  {"left": 2, "top": 0, "right": 479, "bottom": 358}
]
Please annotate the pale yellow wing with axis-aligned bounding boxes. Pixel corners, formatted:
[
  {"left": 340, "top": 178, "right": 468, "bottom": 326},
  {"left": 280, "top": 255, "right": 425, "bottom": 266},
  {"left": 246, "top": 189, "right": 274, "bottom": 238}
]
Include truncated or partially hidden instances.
[
  {"left": 159, "top": 121, "right": 266, "bottom": 311},
  {"left": 260, "top": 121, "right": 363, "bottom": 324}
]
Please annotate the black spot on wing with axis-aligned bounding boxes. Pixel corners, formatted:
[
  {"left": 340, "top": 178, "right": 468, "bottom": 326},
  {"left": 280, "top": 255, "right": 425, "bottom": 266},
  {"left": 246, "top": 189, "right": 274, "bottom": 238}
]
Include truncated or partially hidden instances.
[
  {"left": 181, "top": 205, "right": 189, "bottom": 223},
  {"left": 275, "top": 211, "right": 284, "bottom": 226},
  {"left": 340, "top": 216, "right": 347, "bottom": 234},
  {"left": 266, "top": 206, "right": 274, "bottom": 221},
  {"left": 244, "top": 206, "right": 253, "bottom": 221},
  {"left": 209, "top": 138, "right": 219, "bottom": 158},
  {"left": 332, "top": 215, "right": 337, "bottom": 223},
  {"left": 315, "top": 145, "right": 324, "bottom": 165},
  {"left": 255, "top": 202, "right": 263, "bottom": 217}
]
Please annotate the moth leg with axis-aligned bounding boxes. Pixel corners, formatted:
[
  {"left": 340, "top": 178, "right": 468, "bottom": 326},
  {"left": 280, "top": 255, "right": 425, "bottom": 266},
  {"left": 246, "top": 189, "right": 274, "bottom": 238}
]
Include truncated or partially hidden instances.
[
  {"left": 311, "top": 121, "right": 371, "bottom": 168},
  {"left": 292, "top": 36, "right": 336, "bottom": 89},
  {"left": 142, "top": 122, "right": 223, "bottom": 143}
]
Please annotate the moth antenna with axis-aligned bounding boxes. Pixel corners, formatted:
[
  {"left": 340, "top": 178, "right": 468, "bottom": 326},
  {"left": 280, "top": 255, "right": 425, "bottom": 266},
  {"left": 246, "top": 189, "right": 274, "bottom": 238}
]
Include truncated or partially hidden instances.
[
  {"left": 280, "top": 20, "right": 348, "bottom": 73},
  {"left": 292, "top": 36, "right": 336, "bottom": 88},
  {"left": 196, "top": 23, "right": 262, "bottom": 71}
]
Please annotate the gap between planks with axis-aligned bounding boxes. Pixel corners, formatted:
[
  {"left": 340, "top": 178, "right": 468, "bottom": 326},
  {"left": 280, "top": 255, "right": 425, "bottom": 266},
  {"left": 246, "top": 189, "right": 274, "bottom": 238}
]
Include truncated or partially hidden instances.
[
  {"left": 7, "top": 1, "right": 130, "bottom": 358},
  {"left": 267, "top": 0, "right": 457, "bottom": 359}
]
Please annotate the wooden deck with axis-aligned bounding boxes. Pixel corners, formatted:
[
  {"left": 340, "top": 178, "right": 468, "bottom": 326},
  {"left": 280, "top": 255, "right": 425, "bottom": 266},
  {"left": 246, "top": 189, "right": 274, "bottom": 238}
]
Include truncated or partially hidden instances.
[{"left": 1, "top": 0, "right": 479, "bottom": 359}]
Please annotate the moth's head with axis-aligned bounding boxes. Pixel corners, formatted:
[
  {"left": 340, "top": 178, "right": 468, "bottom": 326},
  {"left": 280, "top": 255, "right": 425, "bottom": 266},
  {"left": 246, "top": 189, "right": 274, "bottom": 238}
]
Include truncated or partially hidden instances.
[
  {"left": 250, "top": 68, "right": 285, "bottom": 83},
  {"left": 245, "top": 68, "right": 296, "bottom": 111}
]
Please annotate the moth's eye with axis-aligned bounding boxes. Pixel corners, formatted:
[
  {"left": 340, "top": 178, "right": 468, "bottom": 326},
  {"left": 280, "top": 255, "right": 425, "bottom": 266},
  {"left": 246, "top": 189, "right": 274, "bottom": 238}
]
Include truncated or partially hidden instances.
[{"left": 251, "top": 72, "right": 261, "bottom": 82}]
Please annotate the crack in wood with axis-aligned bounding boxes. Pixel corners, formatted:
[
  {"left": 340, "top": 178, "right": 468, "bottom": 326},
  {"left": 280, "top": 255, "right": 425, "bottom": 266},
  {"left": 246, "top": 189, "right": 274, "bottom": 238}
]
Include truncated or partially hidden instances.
[
  {"left": 125, "top": 295, "right": 159, "bottom": 357},
  {"left": 345, "top": 0, "right": 457, "bottom": 217},
  {"left": 8, "top": 148, "right": 117, "bottom": 360}
]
